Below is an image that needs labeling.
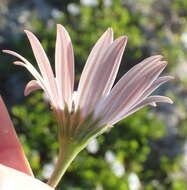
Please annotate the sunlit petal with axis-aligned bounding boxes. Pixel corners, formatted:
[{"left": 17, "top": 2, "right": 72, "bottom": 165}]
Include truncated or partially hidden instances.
[
  {"left": 2, "top": 50, "right": 43, "bottom": 82},
  {"left": 76, "top": 28, "right": 113, "bottom": 111},
  {"left": 24, "top": 30, "right": 59, "bottom": 107},
  {"left": 77, "top": 35, "right": 127, "bottom": 116},
  {"left": 109, "top": 96, "right": 173, "bottom": 125},
  {"left": 108, "top": 76, "right": 174, "bottom": 123},
  {"left": 96, "top": 61, "right": 167, "bottom": 124},
  {"left": 55, "top": 24, "right": 74, "bottom": 109},
  {"left": 24, "top": 80, "right": 42, "bottom": 96}
]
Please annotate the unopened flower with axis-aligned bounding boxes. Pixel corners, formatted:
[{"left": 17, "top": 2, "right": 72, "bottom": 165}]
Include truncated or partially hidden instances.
[
  {"left": 0, "top": 97, "right": 54, "bottom": 190},
  {"left": 3, "top": 24, "right": 173, "bottom": 187}
]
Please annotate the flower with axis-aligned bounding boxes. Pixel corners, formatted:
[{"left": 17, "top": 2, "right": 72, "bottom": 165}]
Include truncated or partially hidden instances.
[
  {"left": 3, "top": 25, "right": 173, "bottom": 187},
  {"left": 3, "top": 24, "right": 173, "bottom": 141},
  {"left": 0, "top": 97, "right": 54, "bottom": 190}
]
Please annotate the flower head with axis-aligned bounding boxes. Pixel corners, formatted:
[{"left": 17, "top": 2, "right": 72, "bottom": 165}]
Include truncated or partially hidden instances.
[{"left": 3, "top": 24, "right": 173, "bottom": 143}]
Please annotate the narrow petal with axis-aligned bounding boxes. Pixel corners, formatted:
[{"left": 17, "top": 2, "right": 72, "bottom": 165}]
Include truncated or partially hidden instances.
[
  {"left": 0, "top": 164, "right": 54, "bottom": 190},
  {"left": 3, "top": 50, "right": 43, "bottom": 82},
  {"left": 55, "top": 24, "right": 74, "bottom": 109},
  {"left": 0, "top": 97, "right": 33, "bottom": 176},
  {"left": 24, "top": 30, "right": 59, "bottom": 107},
  {"left": 112, "top": 76, "right": 174, "bottom": 119},
  {"left": 94, "top": 56, "right": 163, "bottom": 119},
  {"left": 13, "top": 61, "right": 57, "bottom": 106},
  {"left": 24, "top": 80, "right": 42, "bottom": 96},
  {"left": 77, "top": 36, "right": 127, "bottom": 116},
  {"left": 109, "top": 96, "right": 173, "bottom": 125},
  {"left": 3, "top": 49, "right": 58, "bottom": 108},
  {"left": 76, "top": 28, "right": 113, "bottom": 111},
  {"left": 96, "top": 61, "right": 167, "bottom": 124},
  {"left": 141, "top": 76, "right": 174, "bottom": 98}
]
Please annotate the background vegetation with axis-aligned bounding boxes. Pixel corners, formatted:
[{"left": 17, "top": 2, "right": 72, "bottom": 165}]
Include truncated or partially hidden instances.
[{"left": 1, "top": 0, "right": 187, "bottom": 189}]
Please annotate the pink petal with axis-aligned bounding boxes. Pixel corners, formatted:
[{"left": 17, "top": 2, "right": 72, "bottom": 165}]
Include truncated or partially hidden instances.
[
  {"left": 76, "top": 28, "right": 113, "bottom": 112},
  {"left": 0, "top": 164, "right": 54, "bottom": 190},
  {"left": 93, "top": 55, "right": 163, "bottom": 118},
  {"left": 141, "top": 76, "right": 174, "bottom": 98},
  {"left": 13, "top": 60, "right": 56, "bottom": 106},
  {"left": 24, "top": 80, "right": 42, "bottom": 96},
  {"left": 24, "top": 30, "right": 59, "bottom": 107},
  {"left": 55, "top": 24, "right": 74, "bottom": 109},
  {"left": 77, "top": 35, "right": 127, "bottom": 116},
  {"left": 94, "top": 56, "right": 162, "bottom": 118},
  {"left": 109, "top": 96, "right": 173, "bottom": 125},
  {"left": 96, "top": 60, "right": 167, "bottom": 125},
  {"left": 0, "top": 97, "right": 33, "bottom": 176},
  {"left": 3, "top": 51, "right": 43, "bottom": 82},
  {"left": 110, "top": 76, "right": 174, "bottom": 121}
]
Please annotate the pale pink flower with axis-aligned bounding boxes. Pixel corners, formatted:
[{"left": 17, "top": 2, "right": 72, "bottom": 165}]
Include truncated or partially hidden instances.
[
  {"left": 0, "top": 97, "right": 54, "bottom": 190},
  {"left": 3, "top": 24, "right": 173, "bottom": 141}
]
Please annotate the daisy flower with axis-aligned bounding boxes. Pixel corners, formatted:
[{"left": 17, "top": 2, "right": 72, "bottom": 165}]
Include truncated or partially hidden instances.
[{"left": 3, "top": 24, "right": 173, "bottom": 187}]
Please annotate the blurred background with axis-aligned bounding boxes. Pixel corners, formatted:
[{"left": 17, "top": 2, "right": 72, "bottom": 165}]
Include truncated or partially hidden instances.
[{"left": 0, "top": 0, "right": 187, "bottom": 189}]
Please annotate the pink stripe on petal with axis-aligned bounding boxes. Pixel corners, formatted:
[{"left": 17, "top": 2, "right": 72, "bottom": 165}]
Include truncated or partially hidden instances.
[
  {"left": 3, "top": 50, "right": 58, "bottom": 106},
  {"left": 100, "top": 36, "right": 128, "bottom": 96},
  {"left": 77, "top": 36, "right": 127, "bottom": 116},
  {"left": 12, "top": 61, "right": 56, "bottom": 105},
  {"left": 0, "top": 97, "right": 33, "bottom": 176},
  {"left": 108, "top": 76, "right": 173, "bottom": 123},
  {"left": 118, "top": 76, "right": 174, "bottom": 116},
  {"left": 24, "top": 30, "right": 59, "bottom": 107},
  {"left": 55, "top": 24, "right": 74, "bottom": 109},
  {"left": 94, "top": 57, "right": 164, "bottom": 119},
  {"left": 109, "top": 96, "right": 173, "bottom": 125},
  {"left": 0, "top": 164, "right": 54, "bottom": 190},
  {"left": 97, "top": 61, "right": 167, "bottom": 124},
  {"left": 142, "top": 76, "right": 174, "bottom": 96},
  {"left": 76, "top": 28, "right": 113, "bottom": 110},
  {"left": 24, "top": 80, "right": 42, "bottom": 96}
]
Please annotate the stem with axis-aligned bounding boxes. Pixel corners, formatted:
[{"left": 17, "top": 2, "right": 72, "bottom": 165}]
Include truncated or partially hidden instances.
[{"left": 47, "top": 138, "right": 82, "bottom": 188}]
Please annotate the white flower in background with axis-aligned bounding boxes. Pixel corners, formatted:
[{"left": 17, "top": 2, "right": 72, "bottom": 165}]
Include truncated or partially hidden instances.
[{"left": 128, "top": 173, "right": 141, "bottom": 190}]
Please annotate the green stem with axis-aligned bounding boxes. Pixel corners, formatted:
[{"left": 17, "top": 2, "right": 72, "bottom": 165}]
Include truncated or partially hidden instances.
[{"left": 47, "top": 139, "right": 82, "bottom": 188}]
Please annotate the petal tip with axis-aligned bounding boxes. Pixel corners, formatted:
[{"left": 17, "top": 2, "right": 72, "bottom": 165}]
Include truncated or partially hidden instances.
[
  {"left": 167, "top": 98, "right": 173, "bottom": 104},
  {"left": 13, "top": 61, "right": 24, "bottom": 66},
  {"left": 118, "top": 35, "right": 128, "bottom": 44},
  {"left": 57, "top": 23, "right": 63, "bottom": 29},
  {"left": 2, "top": 49, "right": 10, "bottom": 54},
  {"left": 24, "top": 30, "right": 35, "bottom": 38},
  {"left": 107, "top": 27, "right": 113, "bottom": 34},
  {"left": 56, "top": 24, "right": 66, "bottom": 33},
  {"left": 24, "top": 29, "right": 30, "bottom": 34},
  {"left": 168, "top": 76, "right": 175, "bottom": 80}
]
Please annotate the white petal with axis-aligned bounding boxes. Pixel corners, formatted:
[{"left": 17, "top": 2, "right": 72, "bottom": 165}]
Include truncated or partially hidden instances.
[{"left": 0, "top": 164, "right": 54, "bottom": 190}]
